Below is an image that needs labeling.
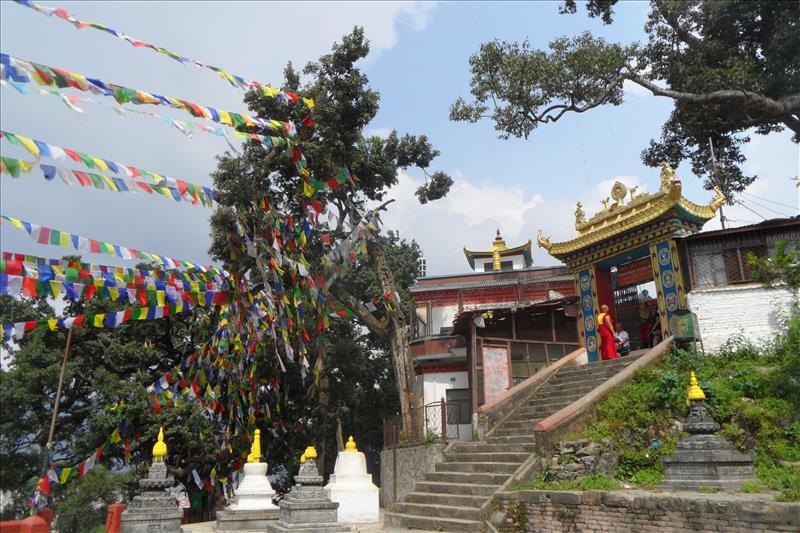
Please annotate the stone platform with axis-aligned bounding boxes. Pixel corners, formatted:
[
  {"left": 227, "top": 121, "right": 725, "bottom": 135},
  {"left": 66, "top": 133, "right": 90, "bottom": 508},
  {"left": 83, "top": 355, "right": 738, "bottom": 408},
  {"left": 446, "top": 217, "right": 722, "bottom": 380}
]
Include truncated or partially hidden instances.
[{"left": 215, "top": 508, "right": 278, "bottom": 532}]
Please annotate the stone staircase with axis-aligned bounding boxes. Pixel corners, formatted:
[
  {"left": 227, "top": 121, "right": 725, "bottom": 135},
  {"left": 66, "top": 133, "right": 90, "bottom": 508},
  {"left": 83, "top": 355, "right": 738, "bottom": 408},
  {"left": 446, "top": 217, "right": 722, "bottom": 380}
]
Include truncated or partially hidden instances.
[{"left": 385, "top": 355, "right": 640, "bottom": 532}]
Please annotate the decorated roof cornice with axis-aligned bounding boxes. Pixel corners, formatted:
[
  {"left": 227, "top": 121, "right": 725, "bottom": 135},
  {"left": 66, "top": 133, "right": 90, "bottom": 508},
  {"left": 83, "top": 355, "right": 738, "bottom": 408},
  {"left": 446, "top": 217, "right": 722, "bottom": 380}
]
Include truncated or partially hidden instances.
[{"left": 537, "top": 163, "right": 725, "bottom": 258}]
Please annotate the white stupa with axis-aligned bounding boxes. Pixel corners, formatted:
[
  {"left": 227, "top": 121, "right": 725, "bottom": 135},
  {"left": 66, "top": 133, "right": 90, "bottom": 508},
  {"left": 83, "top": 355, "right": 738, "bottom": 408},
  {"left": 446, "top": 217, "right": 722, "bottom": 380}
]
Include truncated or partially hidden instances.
[
  {"left": 325, "top": 436, "right": 379, "bottom": 523},
  {"left": 216, "top": 429, "right": 278, "bottom": 532},
  {"left": 229, "top": 429, "right": 277, "bottom": 510}
]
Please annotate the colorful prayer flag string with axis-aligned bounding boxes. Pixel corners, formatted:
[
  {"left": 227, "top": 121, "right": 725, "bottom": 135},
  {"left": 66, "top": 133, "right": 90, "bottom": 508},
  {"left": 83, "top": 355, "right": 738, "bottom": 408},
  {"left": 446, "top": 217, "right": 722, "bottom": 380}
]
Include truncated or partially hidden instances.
[
  {"left": 2, "top": 301, "right": 189, "bottom": 342},
  {"left": 1, "top": 156, "right": 215, "bottom": 206},
  {"left": 0, "top": 53, "right": 300, "bottom": 136},
  {"left": 0, "top": 79, "right": 291, "bottom": 150},
  {"left": 1, "top": 131, "right": 218, "bottom": 203},
  {"left": 0, "top": 215, "right": 212, "bottom": 270},
  {"left": 12, "top": 0, "right": 314, "bottom": 109}
]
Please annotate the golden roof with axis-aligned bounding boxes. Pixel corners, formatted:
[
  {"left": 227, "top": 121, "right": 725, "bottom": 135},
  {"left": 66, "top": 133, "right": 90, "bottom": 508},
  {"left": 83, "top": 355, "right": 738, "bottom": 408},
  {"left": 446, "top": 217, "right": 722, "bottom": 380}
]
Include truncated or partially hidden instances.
[
  {"left": 537, "top": 164, "right": 725, "bottom": 257},
  {"left": 464, "top": 230, "right": 533, "bottom": 270}
]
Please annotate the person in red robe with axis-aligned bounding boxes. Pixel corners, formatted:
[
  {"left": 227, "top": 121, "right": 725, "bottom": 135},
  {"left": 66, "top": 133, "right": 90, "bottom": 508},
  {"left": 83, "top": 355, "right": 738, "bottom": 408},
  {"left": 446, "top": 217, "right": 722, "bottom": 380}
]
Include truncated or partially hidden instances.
[{"left": 597, "top": 304, "right": 619, "bottom": 360}]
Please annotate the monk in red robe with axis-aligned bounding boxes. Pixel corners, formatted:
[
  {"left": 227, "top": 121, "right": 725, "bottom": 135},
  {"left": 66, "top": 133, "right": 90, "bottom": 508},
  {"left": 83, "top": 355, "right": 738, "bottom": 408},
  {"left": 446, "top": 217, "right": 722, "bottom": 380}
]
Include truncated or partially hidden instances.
[{"left": 597, "top": 304, "right": 619, "bottom": 360}]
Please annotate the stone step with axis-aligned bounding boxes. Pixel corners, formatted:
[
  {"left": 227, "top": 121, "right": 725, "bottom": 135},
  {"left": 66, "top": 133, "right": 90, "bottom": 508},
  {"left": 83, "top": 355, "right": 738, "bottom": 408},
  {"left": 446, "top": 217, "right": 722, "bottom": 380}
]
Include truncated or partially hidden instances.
[
  {"left": 486, "top": 434, "right": 537, "bottom": 444},
  {"left": 524, "top": 394, "right": 584, "bottom": 409},
  {"left": 445, "top": 451, "right": 531, "bottom": 463},
  {"left": 384, "top": 511, "right": 484, "bottom": 532},
  {"left": 413, "top": 481, "right": 500, "bottom": 496},
  {"left": 492, "top": 426, "right": 540, "bottom": 437},
  {"left": 515, "top": 401, "right": 573, "bottom": 417},
  {"left": 435, "top": 461, "right": 520, "bottom": 474},
  {"left": 424, "top": 470, "right": 510, "bottom": 485},
  {"left": 498, "top": 419, "right": 538, "bottom": 430},
  {"left": 541, "top": 375, "right": 617, "bottom": 390},
  {"left": 405, "top": 491, "right": 488, "bottom": 507},
  {"left": 552, "top": 359, "right": 636, "bottom": 381},
  {"left": 536, "top": 382, "right": 601, "bottom": 396},
  {"left": 450, "top": 442, "right": 537, "bottom": 453},
  {"left": 392, "top": 502, "right": 483, "bottom": 521}
]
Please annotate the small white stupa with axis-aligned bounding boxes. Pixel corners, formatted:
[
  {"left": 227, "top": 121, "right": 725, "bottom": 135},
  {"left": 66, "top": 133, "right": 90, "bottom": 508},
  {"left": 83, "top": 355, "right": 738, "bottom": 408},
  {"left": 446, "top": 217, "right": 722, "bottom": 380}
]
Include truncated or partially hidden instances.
[
  {"left": 216, "top": 429, "right": 278, "bottom": 532},
  {"left": 230, "top": 429, "right": 277, "bottom": 510},
  {"left": 325, "top": 436, "right": 379, "bottom": 523}
]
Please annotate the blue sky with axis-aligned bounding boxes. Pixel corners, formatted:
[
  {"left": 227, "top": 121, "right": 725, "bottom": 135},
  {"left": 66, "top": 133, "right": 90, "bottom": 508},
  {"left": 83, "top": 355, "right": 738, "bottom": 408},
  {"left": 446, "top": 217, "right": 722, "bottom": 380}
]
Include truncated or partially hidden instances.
[{"left": 1, "top": 1, "right": 798, "bottom": 277}]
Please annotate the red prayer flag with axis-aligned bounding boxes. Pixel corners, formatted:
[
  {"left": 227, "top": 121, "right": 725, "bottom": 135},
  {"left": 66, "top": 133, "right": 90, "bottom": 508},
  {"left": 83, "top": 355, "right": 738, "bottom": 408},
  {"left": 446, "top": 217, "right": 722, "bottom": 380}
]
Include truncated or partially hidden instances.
[{"left": 37, "top": 476, "right": 51, "bottom": 497}]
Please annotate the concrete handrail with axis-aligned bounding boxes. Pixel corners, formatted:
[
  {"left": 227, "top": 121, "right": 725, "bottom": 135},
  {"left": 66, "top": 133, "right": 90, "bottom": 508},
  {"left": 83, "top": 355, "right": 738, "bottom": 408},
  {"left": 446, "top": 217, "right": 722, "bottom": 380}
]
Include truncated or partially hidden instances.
[
  {"left": 533, "top": 337, "right": 673, "bottom": 432},
  {"left": 477, "top": 346, "right": 586, "bottom": 414}
]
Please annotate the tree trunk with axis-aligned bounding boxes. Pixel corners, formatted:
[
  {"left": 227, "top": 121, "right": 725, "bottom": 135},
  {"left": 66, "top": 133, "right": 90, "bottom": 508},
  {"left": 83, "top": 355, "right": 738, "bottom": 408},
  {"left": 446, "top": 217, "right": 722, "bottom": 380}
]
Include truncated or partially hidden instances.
[{"left": 371, "top": 240, "right": 416, "bottom": 431}]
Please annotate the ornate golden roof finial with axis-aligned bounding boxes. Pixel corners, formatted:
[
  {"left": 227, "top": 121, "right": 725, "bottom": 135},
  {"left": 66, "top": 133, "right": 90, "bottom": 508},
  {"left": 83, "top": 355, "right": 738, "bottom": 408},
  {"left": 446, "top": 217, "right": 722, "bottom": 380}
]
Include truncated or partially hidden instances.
[
  {"left": 627, "top": 185, "right": 639, "bottom": 201},
  {"left": 610, "top": 181, "right": 627, "bottom": 208},
  {"left": 152, "top": 427, "right": 167, "bottom": 462},
  {"left": 660, "top": 161, "right": 678, "bottom": 191},
  {"left": 345, "top": 436, "right": 358, "bottom": 452},
  {"left": 688, "top": 371, "right": 706, "bottom": 403},
  {"left": 537, "top": 229, "right": 552, "bottom": 251},
  {"left": 300, "top": 452, "right": 306, "bottom": 464},
  {"left": 575, "top": 202, "right": 586, "bottom": 229},
  {"left": 247, "top": 429, "right": 261, "bottom": 463},
  {"left": 600, "top": 197, "right": 611, "bottom": 211}
]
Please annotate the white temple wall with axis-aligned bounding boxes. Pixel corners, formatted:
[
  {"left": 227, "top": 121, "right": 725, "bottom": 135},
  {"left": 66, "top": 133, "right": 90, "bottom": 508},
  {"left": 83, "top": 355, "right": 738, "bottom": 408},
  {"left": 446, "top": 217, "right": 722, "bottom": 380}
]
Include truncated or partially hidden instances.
[{"left": 687, "top": 284, "right": 796, "bottom": 352}]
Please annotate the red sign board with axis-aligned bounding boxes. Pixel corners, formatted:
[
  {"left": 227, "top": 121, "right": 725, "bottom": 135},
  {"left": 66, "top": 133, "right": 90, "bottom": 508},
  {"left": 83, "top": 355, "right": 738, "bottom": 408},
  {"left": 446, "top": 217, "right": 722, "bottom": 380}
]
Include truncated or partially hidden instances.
[{"left": 617, "top": 257, "right": 652, "bottom": 287}]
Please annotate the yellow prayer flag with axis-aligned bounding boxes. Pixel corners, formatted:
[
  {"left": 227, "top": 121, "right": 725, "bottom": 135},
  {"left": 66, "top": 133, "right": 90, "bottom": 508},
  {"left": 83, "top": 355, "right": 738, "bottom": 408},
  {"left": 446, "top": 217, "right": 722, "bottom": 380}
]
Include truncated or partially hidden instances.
[
  {"left": 99, "top": 173, "right": 118, "bottom": 191},
  {"left": 17, "top": 135, "right": 40, "bottom": 157},
  {"left": 6, "top": 217, "right": 24, "bottom": 229},
  {"left": 59, "top": 231, "right": 71, "bottom": 248},
  {"left": 303, "top": 98, "right": 314, "bottom": 109},
  {"left": 19, "top": 160, "right": 34, "bottom": 174},
  {"left": 110, "top": 428, "right": 121, "bottom": 443},
  {"left": 303, "top": 180, "right": 314, "bottom": 198},
  {"left": 47, "top": 319, "right": 59, "bottom": 331},
  {"left": 59, "top": 467, "right": 72, "bottom": 484},
  {"left": 49, "top": 281, "right": 62, "bottom": 298},
  {"left": 138, "top": 308, "right": 149, "bottom": 320},
  {"left": 90, "top": 157, "right": 109, "bottom": 172},
  {"left": 156, "top": 291, "right": 165, "bottom": 307},
  {"left": 218, "top": 110, "right": 232, "bottom": 126},
  {"left": 94, "top": 314, "right": 105, "bottom": 327},
  {"left": 108, "top": 286, "right": 119, "bottom": 301}
]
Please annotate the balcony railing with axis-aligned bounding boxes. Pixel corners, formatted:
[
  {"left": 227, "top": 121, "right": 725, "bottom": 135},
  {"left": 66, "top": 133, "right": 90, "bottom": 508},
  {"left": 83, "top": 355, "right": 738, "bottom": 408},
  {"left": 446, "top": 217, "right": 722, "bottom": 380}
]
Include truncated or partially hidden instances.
[{"left": 383, "top": 400, "right": 463, "bottom": 449}]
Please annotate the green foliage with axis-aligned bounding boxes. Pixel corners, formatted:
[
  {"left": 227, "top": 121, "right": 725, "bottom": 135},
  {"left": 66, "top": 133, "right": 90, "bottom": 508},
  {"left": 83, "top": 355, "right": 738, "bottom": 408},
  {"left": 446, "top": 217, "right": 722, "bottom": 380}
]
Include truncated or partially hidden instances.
[
  {"left": 514, "top": 474, "right": 620, "bottom": 492},
  {"left": 53, "top": 466, "right": 136, "bottom": 533},
  {"left": 558, "top": 506, "right": 576, "bottom": 520},
  {"left": 748, "top": 240, "right": 800, "bottom": 292},
  {"left": 697, "top": 485, "right": 719, "bottom": 494},
  {"left": 740, "top": 480, "right": 764, "bottom": 493},
  {"left": 452, "top": 0, "right": 800, "bottom": 198},
  {"left": 630, "top": 467, "right": 663, "bottom": 489}
]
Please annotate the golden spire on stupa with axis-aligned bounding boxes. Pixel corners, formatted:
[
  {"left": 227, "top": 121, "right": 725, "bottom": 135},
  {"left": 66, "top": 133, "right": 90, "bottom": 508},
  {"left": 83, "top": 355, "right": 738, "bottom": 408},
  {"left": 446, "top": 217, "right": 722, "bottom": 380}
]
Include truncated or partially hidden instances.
[
  {"left": 687, "top": 371, "right": 706, "bottom": 403},
  {"left": 152, "top": 427, "right": 167, "bottom": 462},
  {"left": 345, "top": 436, "right": 358, "bottom": 452},
  {"left": 247, "top": 429, "right": 262, "bottom": 463}
]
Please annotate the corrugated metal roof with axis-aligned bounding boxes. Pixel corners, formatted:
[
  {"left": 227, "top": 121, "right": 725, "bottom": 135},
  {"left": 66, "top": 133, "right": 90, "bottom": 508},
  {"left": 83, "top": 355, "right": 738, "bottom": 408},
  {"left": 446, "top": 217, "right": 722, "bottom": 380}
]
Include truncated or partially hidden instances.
[{"left": 411, "top": 272, "right": 574, "bottom": 293}]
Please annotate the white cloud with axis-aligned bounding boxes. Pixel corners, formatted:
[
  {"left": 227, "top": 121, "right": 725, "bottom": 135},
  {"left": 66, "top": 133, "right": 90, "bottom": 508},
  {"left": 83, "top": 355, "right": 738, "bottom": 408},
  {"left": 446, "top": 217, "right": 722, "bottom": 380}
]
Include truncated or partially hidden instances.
[
  {"left": 622, "top": 79, "right": 652, "bottom": 99},
  {"left": 366, "top": 127, "right": 394, "bottom": 139},
  {"left": 378, "top": 171, "right": 572, "bottom": 275}
]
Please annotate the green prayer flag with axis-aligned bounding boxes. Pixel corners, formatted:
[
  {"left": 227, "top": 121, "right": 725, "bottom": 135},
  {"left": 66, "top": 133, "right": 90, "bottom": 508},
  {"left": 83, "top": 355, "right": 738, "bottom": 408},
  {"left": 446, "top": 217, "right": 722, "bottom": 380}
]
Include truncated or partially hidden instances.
[{"left": 2, "top": 157, "right": 20, "bottom": 177}]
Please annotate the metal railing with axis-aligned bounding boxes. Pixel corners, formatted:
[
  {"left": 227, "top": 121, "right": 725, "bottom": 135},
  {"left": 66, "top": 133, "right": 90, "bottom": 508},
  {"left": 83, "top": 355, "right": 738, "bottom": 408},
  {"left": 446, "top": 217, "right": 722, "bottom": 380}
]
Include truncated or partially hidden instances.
[{"left": 383, "top": 400, "right": 463, "bottom": 449}]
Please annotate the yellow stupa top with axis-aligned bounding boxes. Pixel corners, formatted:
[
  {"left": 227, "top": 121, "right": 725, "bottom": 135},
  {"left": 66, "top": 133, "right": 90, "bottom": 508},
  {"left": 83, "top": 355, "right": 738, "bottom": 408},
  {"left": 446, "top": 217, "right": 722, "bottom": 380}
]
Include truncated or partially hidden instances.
[
  {"left": 152, "top": 427, "right": 167, "bottom": 462},
  {"left": 303, "top": 445, "right": 317, "bottom": 460},
  {"left": 688, "top": 371, "right": 706, "bottom": 402},
  {"left": 247, "top": 429, "right": 261, "bottom": 463},
  {"left": 345, "top": 436, "right": 358, "bottom": 452}
]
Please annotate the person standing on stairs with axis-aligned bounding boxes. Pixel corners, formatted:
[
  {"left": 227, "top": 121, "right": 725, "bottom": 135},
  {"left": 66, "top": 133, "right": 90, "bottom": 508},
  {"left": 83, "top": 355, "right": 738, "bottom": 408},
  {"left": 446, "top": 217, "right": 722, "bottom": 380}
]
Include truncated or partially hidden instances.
[{"left": 597, "top": 304, "right": 620, "bottom": 360}]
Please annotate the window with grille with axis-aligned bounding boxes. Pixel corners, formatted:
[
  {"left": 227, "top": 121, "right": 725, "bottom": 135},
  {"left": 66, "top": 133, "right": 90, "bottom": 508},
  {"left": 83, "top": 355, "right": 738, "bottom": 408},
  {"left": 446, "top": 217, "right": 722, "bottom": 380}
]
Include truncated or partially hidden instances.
[{"left": 691, "top": 245, "right": 768, "bottom": 287}]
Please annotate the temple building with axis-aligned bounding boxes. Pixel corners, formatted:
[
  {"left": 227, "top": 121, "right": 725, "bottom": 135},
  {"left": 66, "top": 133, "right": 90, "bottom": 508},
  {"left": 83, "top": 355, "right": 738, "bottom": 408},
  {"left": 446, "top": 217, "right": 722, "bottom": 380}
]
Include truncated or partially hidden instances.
[{"left": 410, "top": 231, "right": 578, "bottom": 438}]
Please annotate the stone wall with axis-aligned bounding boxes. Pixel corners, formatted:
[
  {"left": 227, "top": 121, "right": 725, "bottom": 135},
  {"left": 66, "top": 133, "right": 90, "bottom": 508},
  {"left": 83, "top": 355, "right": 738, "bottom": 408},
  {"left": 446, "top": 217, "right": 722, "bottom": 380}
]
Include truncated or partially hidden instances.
[
  {"left": 379, "top": 442, "right": 446, "bottom": 507},
  {"left": 493, "top": 489, "right": 800, "bottom": 533},
  {"left": 687, "top": 284, "right": 796, "bottom": 352}
]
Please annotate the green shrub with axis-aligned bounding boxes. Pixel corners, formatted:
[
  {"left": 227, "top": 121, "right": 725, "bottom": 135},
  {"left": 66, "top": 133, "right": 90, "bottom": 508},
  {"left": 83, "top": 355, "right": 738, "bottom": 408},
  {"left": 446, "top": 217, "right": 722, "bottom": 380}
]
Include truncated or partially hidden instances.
[
  {"left": 740, "top": 480, "right": 764, "bottom": 493},
  {"left": 513, "top": 474, "right": 620, "bottom": 492},
  {"left": 697, "top": 485, "right": 719, "bottom": 494},
  {"left": 630, "top": 468, "right": 663, "bottom": 488}
]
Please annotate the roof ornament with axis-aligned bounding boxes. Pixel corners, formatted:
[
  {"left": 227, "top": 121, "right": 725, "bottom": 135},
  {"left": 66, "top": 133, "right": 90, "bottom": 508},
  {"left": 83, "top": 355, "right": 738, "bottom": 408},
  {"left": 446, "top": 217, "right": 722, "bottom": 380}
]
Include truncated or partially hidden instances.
[
  {"left": 575, "top": 202, "right": 586, "bottom": 229},
  {"left": 610, "top": 181, "right": 628, "bottom": 208},
  {"left": 537, "top": 229, "right": 552, "bottom": 251},
  {"left": 659, "top": 161, "right": 679, "bottom": 191},
  {"left": 709, "top": 186, "right": 726, "bottom": 212}
]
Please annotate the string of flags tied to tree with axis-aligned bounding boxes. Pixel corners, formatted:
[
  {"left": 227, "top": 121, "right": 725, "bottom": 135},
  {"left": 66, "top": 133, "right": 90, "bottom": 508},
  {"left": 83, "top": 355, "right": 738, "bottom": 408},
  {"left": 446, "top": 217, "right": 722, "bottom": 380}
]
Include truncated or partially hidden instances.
[
  {"left": 3, "top": 0, "right": 394, "bottom": 514},
  {"left": 0, "top": 78, "right": 287, "bottom": 150},
  {"left": 12, "top": 0, "right": 316, "bottom": 104}
]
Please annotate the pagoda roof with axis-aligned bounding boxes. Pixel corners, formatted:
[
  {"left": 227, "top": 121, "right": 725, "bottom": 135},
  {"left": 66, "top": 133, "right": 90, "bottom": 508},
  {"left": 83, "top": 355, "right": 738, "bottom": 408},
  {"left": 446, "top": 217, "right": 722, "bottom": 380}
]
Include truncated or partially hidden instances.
[
  {"left": 464, "top": 229, "right": 533, "bottom": 270},
  {"left": 537, "top": 165, "right": 725, "bottom": 261}
]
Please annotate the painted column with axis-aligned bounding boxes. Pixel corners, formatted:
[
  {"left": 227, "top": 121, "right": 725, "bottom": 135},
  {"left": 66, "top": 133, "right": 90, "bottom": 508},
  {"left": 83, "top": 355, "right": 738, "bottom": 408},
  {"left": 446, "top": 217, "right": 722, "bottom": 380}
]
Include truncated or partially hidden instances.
[
  {"left": 650, "top": 240, "right": 687, "bottom": 338},
  {"left": 576, "top": 268, "right": 600, "bottom": 362}
]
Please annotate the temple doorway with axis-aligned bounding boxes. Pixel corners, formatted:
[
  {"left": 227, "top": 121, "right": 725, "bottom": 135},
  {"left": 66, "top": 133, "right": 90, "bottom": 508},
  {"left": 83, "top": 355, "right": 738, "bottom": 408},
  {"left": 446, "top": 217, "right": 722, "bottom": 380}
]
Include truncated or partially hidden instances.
[{"left": 611, "top": 260, "right": 658, "bottom": 350}]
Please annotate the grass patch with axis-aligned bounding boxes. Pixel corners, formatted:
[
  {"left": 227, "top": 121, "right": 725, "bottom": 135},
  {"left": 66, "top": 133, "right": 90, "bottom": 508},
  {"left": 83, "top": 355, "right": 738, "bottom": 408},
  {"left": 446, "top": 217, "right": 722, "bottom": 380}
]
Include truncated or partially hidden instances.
[
  {"left": 572, "top": 314, "right": 800, "bottom": 501},
  {"left": 697, "top": 485, "right": 720, "bottom": 494},
  {"left": 740, "top": 480, "right": 764, "bottom": 493}
]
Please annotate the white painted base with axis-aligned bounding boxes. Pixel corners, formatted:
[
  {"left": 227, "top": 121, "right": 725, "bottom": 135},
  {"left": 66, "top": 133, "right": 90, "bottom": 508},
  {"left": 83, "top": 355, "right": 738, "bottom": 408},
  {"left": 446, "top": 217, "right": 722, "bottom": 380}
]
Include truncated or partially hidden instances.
[
  {"left": 228, "top": 462, "right": 277, "bottom": 511},
  {"left": 325, "top": 451, "right": 379, "bottom": 523}
]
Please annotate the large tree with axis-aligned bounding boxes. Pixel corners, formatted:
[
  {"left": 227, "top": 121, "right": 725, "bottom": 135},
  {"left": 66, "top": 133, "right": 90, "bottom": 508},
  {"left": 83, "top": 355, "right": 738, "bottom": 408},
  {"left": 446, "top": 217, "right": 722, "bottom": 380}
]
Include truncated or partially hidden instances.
[
  {"left": 450, "top": 0, "right": 800, "bottom": 199},
  {"left": 209, "top": 28, "right": 451, "bottom": 431}
]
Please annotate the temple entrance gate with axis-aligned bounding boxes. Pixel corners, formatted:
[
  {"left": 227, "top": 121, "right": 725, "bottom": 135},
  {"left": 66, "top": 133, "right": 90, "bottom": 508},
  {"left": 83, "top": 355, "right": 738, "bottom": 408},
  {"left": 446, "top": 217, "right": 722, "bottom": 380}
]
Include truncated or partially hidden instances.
[{"left": 537, "top": 165, "right": 725, "bottom": 362}]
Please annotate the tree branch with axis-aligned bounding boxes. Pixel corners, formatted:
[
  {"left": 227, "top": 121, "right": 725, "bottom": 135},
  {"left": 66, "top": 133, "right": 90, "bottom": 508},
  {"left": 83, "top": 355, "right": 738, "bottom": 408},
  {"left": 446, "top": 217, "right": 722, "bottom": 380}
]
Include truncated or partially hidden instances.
[
  {"left": 623, "top": 75, "right": 800, "bottom": 116},
  {"left": 329, "top": 283, "right": 389, "bottom": 340},
  {"left": 653, "top": 0, "right": 702, "bottom": 49}
]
